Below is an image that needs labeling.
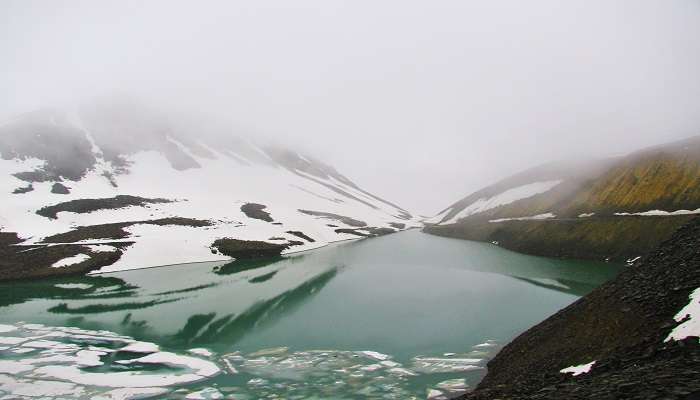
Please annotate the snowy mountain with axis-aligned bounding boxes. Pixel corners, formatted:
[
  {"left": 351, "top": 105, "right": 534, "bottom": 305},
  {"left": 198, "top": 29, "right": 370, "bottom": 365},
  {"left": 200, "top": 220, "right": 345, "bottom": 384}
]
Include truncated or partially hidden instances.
[
  {"left": 425, "top": 136, "right": 700, "bottom": 262},
  {"left": 0, "top": 99, "right": 415, "bottom": 280}
]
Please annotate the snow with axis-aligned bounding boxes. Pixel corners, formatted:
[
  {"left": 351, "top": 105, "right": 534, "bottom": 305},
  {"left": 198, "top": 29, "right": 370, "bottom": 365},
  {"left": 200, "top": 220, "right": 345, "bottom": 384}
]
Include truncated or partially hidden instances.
[
  {"left": 0, "top": 109, "right": 418, "bottom": 274},
  {"left": 615, "top": 208, "right": 700, "bottom": 216},
  {"left": 560, "top": 360, "right": 596, "bottom": 376},
  {"left": 51, "top": 253, "right": 91, "bottom": 268},
  {"left": 87, "top": 244, "right": 119, "bottom": 253},
  {"left": 578, "top": 212, "right": 595, "bottom": 218},
  {"left": 441, "top": 180, "right": 562, "bottom": 224},
  {"left": 489, "top": 213, "right": 557, "bottom": 223},
  {"left": 626, "top": 256, "right": 641, "bottom": 265},
  {"left": 424, "top": 208, "right": 451, "bottom": 224},
  {"left": 666, "top": 287, "right": 700, "bottom": 342}
]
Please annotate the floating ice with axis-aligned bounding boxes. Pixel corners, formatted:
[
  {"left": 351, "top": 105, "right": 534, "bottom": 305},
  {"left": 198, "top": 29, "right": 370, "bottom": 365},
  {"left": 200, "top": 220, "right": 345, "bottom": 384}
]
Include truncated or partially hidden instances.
[
  {"left": 188, "top": 348, "right": 214, "bottom": 357},
  {"left": 0, "top": 322, "right": 496, "bottom": 399},
  {"left": 54, "top": 283, "right": 94, "bottom": 290},
  {"left": 93, "top": 387, "right": 170, "bottom": 400},
  {"left": 0, "top": 322, "right": 221, "bottom": 399},
  {"left": 411, "top": 356, "right": 484, "bottom": 373},
  {"left": 360, "top": 350, "right": 390, "bottom": 361},
  {"left": 185, "top": 387, "right": 224, "bottom": 399},
  {"left": 120, "top": 341, "right": 160, "bottom": 354}
]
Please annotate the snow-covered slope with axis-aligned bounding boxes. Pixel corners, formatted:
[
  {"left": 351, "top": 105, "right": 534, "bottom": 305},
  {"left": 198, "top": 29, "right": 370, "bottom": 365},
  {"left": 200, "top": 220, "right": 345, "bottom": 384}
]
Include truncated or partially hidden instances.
[{"left": 0, "top": 101, "right": 415, "bottom": 278}]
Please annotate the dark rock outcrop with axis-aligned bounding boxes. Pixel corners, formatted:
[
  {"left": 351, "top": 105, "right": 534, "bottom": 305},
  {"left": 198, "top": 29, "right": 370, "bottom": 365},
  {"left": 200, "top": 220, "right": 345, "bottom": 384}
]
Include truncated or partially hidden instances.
[
  {"left": 240, "top": 203, "right": 273, "bottom": 222},
  {"left": 211, "top": 239, "right": 290, "bottom": 259},
  {"left": 12, "top": 184, "right": 34, "bottom": 194},
  {"left": 51, "top": 182, "right": 71, "bottom": 194},
  {"left": 285, "top": 230, "right": 315, "bottom": 242},
  {"left": 0, "top": 231, "right": 127, "bottom": 281},
  {"left": 42, "top": 217, "right": 213, "bottom": 243},
  {"left": 459, "top": 217, "right": 700, "bottom": 400},
  {"left": 36, "top": 195, "right": 173, "bottom": 219},
  {"left": 298, "top": 209, "right": 367, "bottom": 227}
]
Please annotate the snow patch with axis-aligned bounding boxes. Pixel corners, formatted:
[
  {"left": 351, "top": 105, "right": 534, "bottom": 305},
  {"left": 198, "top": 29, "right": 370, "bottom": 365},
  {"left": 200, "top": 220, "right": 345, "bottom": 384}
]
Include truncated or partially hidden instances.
[
  {"left": 51, "top": 253, "right": 91, "bottom": 268},
  {"left": 442, "top": 180, "right": 562, "bottom": 224},
  {"left": 489, "top": 213, "right": 557, "bottom": 223},
  {"left": 615, "top": 208, "right": 700, "bottom": 216},
  {"left": 560, "top": 360, "right": 596, "bottom": 376},
  {"left": 666, "top": 287, "right": 700, "bottom": 342}
]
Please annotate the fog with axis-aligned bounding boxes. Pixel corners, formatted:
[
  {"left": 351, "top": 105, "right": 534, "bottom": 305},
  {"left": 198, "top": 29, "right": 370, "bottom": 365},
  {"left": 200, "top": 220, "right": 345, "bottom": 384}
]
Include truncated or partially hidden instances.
[{"left": 2, "top": 0, "right": 700, "bottom": 215}]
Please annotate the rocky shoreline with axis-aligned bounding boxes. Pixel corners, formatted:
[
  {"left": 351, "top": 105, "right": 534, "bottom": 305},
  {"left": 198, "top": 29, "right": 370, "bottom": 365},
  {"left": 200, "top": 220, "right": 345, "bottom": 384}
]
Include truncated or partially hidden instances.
[{"left": 458, "top": 217, "right": 700, "bottom": 399}]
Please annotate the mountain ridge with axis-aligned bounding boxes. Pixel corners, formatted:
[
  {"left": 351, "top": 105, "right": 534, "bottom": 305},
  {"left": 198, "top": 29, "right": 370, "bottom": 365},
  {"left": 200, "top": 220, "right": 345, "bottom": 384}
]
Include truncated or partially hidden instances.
[
  {"left": 0, "top": 100, "right": 416, "bottom": 281},
  {"left": 424, "top": 136, "right": 700, "bottom": 262}
]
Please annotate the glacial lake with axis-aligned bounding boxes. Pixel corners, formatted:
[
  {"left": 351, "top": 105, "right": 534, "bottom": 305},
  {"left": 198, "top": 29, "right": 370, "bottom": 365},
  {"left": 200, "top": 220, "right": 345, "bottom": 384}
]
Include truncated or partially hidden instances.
[{"left": 0, "top": 230, "right": 621, "bottom": 399}]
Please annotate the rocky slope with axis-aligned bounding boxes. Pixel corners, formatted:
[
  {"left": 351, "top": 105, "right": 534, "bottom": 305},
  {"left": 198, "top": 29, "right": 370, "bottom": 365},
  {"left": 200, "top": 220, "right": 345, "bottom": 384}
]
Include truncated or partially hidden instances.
[
  {"left": 458, "top": 217, "right": 700, "bottom": 399},
  {"left": 425, "top": 136, "right": 700, "bottom": 262},
  {"left": 0, "top": 98, "right": 416, "bottom": 280}
]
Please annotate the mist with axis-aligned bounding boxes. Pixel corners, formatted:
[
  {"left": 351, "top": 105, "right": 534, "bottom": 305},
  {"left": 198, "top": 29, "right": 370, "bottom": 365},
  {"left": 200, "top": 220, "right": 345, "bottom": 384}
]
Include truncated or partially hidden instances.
[{"left": 2, "top": 0, "right": 700, "bottom": 214}]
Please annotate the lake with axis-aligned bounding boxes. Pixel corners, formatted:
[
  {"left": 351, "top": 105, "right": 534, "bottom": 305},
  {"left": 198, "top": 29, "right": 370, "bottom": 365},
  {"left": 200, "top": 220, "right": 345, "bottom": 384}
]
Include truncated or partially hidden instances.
[{"left": 0, "top": 230, "right": 621, "bottom": 399}]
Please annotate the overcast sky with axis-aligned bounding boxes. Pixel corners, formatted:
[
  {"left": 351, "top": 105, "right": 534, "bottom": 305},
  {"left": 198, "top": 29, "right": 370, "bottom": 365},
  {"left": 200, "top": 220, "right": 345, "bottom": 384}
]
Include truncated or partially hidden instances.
[{"left": 2, "top": 0, "right": 700, "bottom": 215}]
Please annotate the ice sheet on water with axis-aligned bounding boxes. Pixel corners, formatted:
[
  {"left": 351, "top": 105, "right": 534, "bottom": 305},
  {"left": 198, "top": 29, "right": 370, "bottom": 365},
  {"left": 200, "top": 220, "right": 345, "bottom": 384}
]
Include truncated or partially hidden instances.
[{"left": 0, "top": 322, "right": 220, "bottom": 399}]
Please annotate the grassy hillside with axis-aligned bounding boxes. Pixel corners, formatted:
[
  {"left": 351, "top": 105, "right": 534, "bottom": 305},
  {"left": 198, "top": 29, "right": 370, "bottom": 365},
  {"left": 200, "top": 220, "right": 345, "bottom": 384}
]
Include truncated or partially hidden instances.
[
  {"left": 425, "top": 136, "right": 700, "bottom": 262},
  {"left": 427, "top": 215, "right": 695, "bottom": 262},
  {"left": 567, "top": 139, "right": 700, "bottom": 215}
]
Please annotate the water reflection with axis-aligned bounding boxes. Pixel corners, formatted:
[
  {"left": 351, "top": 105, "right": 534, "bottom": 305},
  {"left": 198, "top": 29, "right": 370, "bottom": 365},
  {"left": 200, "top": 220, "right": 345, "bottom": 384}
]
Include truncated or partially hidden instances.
[{"left": 0, "top": 231, "right": 620, "bottom": 355}]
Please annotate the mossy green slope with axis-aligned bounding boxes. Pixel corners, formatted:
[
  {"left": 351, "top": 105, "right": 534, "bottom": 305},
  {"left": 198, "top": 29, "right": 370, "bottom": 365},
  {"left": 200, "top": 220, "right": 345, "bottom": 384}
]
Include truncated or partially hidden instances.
[{"left": 425, "top": 136, "right": 700, "bottom": 262}]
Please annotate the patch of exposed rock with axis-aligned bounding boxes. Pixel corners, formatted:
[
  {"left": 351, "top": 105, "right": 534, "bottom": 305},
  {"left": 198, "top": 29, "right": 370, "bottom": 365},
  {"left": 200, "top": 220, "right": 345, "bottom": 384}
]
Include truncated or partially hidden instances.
[{"left": 459, "top": 217, "right": 700, "bottom": 399}]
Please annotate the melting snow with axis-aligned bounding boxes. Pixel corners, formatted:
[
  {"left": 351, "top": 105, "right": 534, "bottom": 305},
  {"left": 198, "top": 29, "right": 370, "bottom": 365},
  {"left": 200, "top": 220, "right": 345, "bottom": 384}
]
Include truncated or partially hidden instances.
[
  {"left": 489, "top": 213, "right": 557, "bottom": 223},
  {"left": 615, "top": 208, "right": 700, "bottom": 216},
  {"left": 1, "top": 114, "right": 419, "bottom": 274},
  {"left": 51, "top": 253, "right": 91, "bottom": 268},
  {"left": 560, "top": 360, "right": 596, "bottom": 376},
  {"left": 441, "top": 180, "right": 562, "bottom": 224},
  {"left": 666, "top": 287, "right": 700, "bottom": 342}
]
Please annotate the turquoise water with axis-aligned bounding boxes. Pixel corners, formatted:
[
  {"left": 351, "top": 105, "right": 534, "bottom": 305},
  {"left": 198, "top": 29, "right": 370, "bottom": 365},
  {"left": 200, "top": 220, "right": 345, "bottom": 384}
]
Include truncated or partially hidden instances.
[{"left": 0, "top": 230, "right": 620, "bottom": 399}]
